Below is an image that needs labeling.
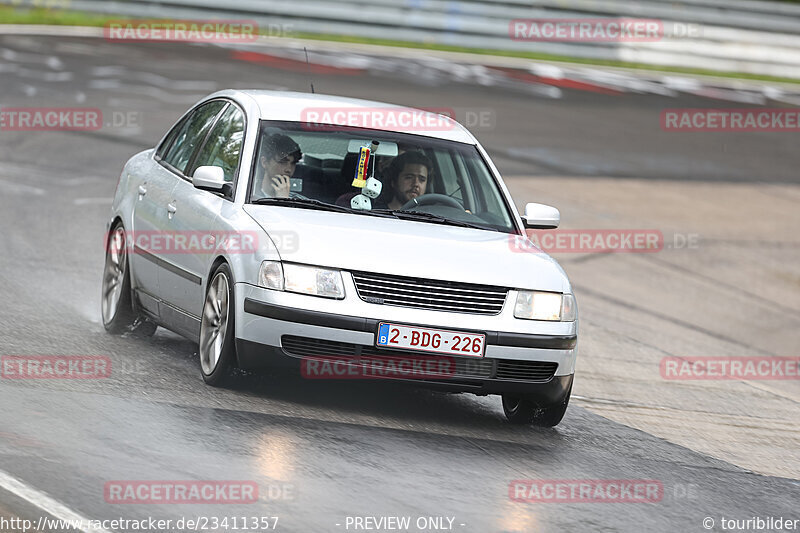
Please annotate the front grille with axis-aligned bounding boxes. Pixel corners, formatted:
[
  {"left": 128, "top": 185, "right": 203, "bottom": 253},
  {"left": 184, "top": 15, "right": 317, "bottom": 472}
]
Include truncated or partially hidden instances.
[
  {"left": 282, "top": 336, "right": 356, "bottom": 357},
  {"left": 496, "top": 360, "right": 559, "bottom": 381},
  {"left": 351, "top": 271, "right": 507, "bottom": 315},
  {"left": 281, "top": 336, "right": 557, "bottom": 382},
  {"left": 282, "top": 336, "right": 492, "bottom": 379}
]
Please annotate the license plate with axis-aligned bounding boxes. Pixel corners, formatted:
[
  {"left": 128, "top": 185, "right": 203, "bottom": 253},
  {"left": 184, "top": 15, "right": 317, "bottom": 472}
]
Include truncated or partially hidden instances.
[{"left": 376, "top": 323, "right": 485, "bottom": 357}]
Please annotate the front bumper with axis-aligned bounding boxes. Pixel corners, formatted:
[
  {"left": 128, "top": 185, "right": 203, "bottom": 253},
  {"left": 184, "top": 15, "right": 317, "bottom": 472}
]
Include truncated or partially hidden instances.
[{"left": 235, "top": 283, "right": 577, "bottom": 396}]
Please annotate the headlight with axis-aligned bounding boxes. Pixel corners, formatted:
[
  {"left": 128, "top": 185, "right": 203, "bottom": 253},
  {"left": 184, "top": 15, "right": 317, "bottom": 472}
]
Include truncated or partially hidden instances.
[
  {"left": 258, "top": 261, "right": 344, "bottom": 299},
  {"left": 514, "top": 291, "right": 576, "bottom": 322}
]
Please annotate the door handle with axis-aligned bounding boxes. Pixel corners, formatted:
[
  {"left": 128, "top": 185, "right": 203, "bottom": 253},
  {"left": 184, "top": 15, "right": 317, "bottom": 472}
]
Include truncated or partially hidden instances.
[
  {"left": 137, "top": 184, "right": 147, "bottom": 199},
  {"left": 167, "top": 203, "right": 177, "bottom": 219}
]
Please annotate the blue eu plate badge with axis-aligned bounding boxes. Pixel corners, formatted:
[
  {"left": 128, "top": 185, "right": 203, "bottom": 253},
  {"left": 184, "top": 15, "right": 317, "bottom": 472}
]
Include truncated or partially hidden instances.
[{"left": 377, "top": 323, "right": 390, "bottom": 346}]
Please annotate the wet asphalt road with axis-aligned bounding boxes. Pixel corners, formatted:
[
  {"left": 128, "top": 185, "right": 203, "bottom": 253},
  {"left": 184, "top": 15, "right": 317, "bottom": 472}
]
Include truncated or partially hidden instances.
[{"left": 1, "top": 33, "right": 799, "bottom": 533}]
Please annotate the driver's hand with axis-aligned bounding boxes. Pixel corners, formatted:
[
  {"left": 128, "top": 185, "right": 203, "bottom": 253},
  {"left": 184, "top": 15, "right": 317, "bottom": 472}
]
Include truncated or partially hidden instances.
[{"left": 262, "top": 174, "right": 291, "bottom": 198}]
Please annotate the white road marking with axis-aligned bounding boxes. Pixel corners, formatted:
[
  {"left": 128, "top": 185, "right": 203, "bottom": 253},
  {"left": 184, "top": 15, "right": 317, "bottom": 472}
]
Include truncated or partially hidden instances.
[
  {"left": 74, "top": 197, "right": 112, "bottom": 205},
  {"left": 0, "top": 47, "right": 17, "bottom": 60},
  {"left": 529, "top": 63, "right": 564, "bottom": 79},
  {"left": 0, "top": 469, "right": 113, "bottom": 533},
  {"left": 136, "top": 72, "right": 217, "bottom": 91},
  {"left": 46, "top": 56, "right": 64, "bottom": 70},
  {"left": 662, "top": 76, "right": 702, "bottom": 91},
  {"left": 89, "top": 67, "right": 216, "bottom": 90},
  {"left": 16, "top": 67, "right": 73, "bottom": 82},
  {"left": 0, "top": 179, "right": 45, "bottom": 195},
  {"left": 691, "top": 88, "right": 766, "bottom": 104},
  {"left": 86, "top": 80, "right": 208, "bottom": 103},
  {"left": 90, "top": 66, "right": 125, "bottom": 76},
  {"left": 0, "top": 47, "right": 65, "bottom": 70},
  {"left": 0, "top": 164, "right": 108, "bottom": 185}
]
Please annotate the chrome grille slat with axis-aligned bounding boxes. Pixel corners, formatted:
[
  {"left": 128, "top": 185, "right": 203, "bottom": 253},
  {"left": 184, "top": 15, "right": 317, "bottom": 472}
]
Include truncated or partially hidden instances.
[
  {"left": 354, "top": 281, "right": 506, "bottom": 303},
  {"left": 365, "top": 299, "right": 497, "bottom": 313},
  {"left": 352, "top": 271, "right": 508, "bottom": 315},
  {"left": 352, "top": 275, "right": 507, "bottom": 297}
]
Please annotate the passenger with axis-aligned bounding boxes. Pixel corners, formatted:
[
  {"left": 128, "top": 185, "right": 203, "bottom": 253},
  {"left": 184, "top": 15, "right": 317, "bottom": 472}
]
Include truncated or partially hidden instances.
[{"left": 257, "top": 133, "right": 302, "bottom": 198}]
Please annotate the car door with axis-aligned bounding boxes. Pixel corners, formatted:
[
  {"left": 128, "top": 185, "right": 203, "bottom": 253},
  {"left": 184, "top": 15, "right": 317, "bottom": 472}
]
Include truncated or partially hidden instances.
[
  {"left": 159, "top": 102, "right": 246, "bottom": 337},
  {"left": 134, "top": 99, "right": 227, "bottom": 322},
  {"left": 128, "top": 118, "right": 187, "bottom": 316}
]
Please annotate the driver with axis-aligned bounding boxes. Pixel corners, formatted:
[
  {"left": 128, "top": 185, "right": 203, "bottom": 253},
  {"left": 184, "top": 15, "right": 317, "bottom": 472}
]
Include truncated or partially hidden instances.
[{"left": 383, "top": 151, "right": 433, "bottom": 210}]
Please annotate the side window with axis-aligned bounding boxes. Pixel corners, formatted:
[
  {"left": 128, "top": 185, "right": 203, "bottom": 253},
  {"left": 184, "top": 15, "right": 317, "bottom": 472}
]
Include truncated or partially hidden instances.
[
  {"left": 433, "top": 150, "right": 461, "bottom": 201},
  {"left": 189, "top": 105, "right": 245, "bottom": 182},
  {"left": 452, "top": 151, "right": 476, "bottom": 210},
  {"left": 160, "top": 101, "right": 226, "bottom": 174},
  {"left": 465, "top": 156, "right": 504, "bottom": 216},
  {"left": 155, "top": 114, "right": 189, "bottom": 160}
]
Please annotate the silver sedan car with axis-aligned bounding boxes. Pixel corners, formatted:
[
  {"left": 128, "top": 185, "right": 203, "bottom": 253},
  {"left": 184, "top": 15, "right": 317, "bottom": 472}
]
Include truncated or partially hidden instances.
[{"left": 101, "top": 90, "right": 578, "bottom": 425}]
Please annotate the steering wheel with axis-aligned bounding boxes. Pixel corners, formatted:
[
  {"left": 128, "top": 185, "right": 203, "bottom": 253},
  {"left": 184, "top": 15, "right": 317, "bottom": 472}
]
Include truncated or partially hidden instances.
[{"left": 400, "top": 193, "right": 464, "bottom": 211}]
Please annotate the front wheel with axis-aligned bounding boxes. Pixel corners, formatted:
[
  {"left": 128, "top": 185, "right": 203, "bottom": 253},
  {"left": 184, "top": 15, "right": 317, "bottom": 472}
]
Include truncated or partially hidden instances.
[
  {"left": 199, "top": 263, "right": 237, "bottom": 386},
  {"left": 502, "top": 384, "right": 572, "bottom": 427}
]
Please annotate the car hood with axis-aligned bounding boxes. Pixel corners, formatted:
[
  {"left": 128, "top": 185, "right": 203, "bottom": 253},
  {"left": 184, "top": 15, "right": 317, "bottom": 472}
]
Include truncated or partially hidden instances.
[{"left": 243, "top": 205, "right": 571, "bottom": 292}]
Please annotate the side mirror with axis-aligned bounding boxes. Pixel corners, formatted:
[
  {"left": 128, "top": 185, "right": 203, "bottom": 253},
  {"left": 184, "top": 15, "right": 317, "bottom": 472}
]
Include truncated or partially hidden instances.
[
  {"left": 522, "top": 202, "right": 560, "bottom": 229},
  {"left": 192, "top": 166, "right": 226, "bottom": 192}
]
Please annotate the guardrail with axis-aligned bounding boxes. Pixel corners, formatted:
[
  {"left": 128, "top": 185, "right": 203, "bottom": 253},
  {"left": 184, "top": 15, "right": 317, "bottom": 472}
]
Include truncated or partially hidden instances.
[{"left": 3, "top": 0, "right": 800, "bottom": 79}]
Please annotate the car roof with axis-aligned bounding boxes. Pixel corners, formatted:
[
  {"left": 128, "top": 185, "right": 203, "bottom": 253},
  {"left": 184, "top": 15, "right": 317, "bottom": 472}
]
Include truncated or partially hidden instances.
[{"left": 209, "top": 89, "right": 477, "bottom": 144}]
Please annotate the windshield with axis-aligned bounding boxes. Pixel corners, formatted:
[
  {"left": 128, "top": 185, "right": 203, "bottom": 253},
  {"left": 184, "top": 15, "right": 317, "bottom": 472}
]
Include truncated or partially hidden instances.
[{"left": 248, "top": 120, "right": 517, "bottom": 233}]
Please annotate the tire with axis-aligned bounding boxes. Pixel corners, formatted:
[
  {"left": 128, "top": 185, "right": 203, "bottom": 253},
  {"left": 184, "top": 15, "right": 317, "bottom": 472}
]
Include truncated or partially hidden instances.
[
  {"left": 199, "top": 263, "right": 237, "bottom": 386},
  {"left": 502, "top": 384, "right": 572, "bottom": 427},
  {"left": 101, "top": 223, "right": 157, "bottom": 337}
]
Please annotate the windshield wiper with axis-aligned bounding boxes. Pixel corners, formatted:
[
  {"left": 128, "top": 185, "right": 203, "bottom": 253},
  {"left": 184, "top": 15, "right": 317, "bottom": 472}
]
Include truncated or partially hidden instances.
[
  {"left": 252, "top": 197, "right": 397, "bottom": 218},
  {"left": 378, "top": 209, "right": 501, "bottom": 232},
  {"left": 252, "top": 196, "right": 350, "bottom": 211}
]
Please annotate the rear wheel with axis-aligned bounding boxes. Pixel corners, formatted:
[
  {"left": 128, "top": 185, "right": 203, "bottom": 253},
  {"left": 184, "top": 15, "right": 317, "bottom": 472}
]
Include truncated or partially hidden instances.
[
  {"left": 199, "top": 263, "right": 237, "bottom": 386},
  {"left": 101, "top": 223, "right": 157, "bottom": 337},
  {"left": 502, "top": 384, "right": 572, "bottom": 427}
]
